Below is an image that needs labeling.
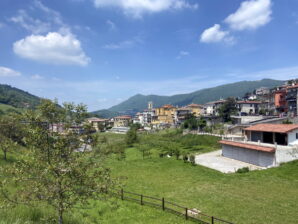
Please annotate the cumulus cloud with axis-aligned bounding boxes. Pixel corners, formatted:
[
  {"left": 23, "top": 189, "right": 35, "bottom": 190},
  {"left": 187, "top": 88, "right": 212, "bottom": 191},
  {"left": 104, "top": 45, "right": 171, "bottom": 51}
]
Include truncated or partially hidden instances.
[
  {"left": 93, "top": 0, "right": 198, "bottom": 18},
  {"left": 225, "top": 0, "right": 272, "bottom": 31},
  {"left": 0, "top": 66, "right": 21, "bottom": 77},
  {"left": 13, "top": 32, "right": 90, "bottom": 66},
  {"left": 200, "top": 24, "right": 233, "bottom": 43}
]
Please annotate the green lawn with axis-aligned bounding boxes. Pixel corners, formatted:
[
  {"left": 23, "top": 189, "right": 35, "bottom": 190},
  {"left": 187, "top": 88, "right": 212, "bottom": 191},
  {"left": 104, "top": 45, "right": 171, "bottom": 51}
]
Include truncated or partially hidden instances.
[{"left": 1, "top": 132, "right": 298, "bottom": 224}]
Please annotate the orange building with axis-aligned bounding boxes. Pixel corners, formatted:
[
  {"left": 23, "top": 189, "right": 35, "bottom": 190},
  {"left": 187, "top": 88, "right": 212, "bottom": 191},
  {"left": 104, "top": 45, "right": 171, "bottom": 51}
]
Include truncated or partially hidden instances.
[{"left": 274, "top": 89, "right": 287, "bottom": 113}]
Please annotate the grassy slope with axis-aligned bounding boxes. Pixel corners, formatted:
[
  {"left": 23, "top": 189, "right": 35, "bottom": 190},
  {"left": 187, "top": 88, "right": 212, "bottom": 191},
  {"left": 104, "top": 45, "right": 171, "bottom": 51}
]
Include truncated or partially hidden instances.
[{"left": 1, "top": 133, "right": 298, "bottom": 224}]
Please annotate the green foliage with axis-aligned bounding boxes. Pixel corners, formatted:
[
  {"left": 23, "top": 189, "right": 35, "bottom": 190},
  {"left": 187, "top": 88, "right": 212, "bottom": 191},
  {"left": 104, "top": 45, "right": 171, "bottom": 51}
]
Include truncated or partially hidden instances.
[
  {"left": 283, "top": 119, "right": 293, "bottom": 124},
  {"left": 236, "top": 167, "right": 250, "bottom": 173},
  {"left": 125, "top": 127, "right": 138, "bottom": 147},
  {"left": 0, "top": 100, "right": 116, "bottom": 224},
  {"left": 218, "top": 97, "right": 237, "bottom": 122},
  {"left": 105, "top": 79, "right": 284, "bottom": 113},
  {"left": 182, "top": 114, "right": 198, "bottom": 130},
  {"left": 189, "top": 155, "right": 195, "bottom": 165}
]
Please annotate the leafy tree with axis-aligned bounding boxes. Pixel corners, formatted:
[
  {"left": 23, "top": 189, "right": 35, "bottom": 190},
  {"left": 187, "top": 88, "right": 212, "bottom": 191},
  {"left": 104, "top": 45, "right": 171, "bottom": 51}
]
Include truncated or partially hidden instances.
[
  {"left": 218, "top": 97, "right": 237, "bottom": 122},
  {"left": 283, "top": 119, "right": 293, "bottom": 124},
  {"left": 139, "top": 144, "right": 151, "bottom": 159},
  {"left": 198, "top": 117, "right": 207, "bottom": 131},
  {"left": 125, "top": 126, "right": 138, "bottom": 146},
  {"left": 183, "top": 114, "right": 198, "bottom": 130},
  {"left": 0, "top": 115, "right": 22, "bottom": 160},
  {"left": 0, "top": 100, "right": 115, "bottom": 224}
]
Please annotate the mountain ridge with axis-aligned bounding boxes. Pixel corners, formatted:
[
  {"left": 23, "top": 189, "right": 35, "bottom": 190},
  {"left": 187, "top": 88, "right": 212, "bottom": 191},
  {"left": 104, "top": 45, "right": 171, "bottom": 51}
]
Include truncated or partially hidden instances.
[{"left": 92, "top": 79, "right": 285, "bottom": 117}]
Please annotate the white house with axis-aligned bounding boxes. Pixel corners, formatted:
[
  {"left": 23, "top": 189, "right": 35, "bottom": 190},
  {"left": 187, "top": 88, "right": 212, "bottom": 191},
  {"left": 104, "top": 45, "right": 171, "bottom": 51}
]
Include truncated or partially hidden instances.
[
  {"left": 236, "top": 101, "right": 261, "bottom": 115},
  {"left": 220, "top": 124, "right": 298, "bottom": 167}
]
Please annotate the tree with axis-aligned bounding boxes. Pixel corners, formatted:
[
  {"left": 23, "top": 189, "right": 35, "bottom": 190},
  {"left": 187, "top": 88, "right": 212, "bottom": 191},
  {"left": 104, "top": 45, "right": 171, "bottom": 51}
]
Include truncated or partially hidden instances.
[
  {"left": 139, "top": 144, "right": 151, "bottom": 159},
  {"left": 125, "top": 126, "right": 138, "bottom": 147},
  {"left": 0, "top": 115, "right": 21, "bottom": 160},
  {"left": 198, "top": 117, "right": 207, "bottom": 131},
  {"left": 183, "top": 114, "right": 199, "bottom": 130},
  {"left": 218, "top": 97, "right": 237, "bottom": 122},
  {"left": 0, "top": 100, "right": 115, "bottom": 224}
]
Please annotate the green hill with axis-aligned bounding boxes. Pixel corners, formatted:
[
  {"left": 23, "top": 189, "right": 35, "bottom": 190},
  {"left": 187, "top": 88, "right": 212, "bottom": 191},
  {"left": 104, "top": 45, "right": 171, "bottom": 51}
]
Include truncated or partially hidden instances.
[
  {"left": 0, "top": 84, "right": 41, "bottom": 109},
  {"left": 94, "top": 79, "right": 284, "bottom": 116}
]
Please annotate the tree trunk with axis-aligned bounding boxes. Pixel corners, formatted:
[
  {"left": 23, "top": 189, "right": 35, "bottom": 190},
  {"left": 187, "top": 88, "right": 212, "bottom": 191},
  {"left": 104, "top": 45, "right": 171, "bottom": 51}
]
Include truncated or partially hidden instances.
[
  {"left": 58, "top": 210, "right": 63, "bottom": 224},
  {"left": 3, "top": 150, "right": 7, "bottom": 161}
]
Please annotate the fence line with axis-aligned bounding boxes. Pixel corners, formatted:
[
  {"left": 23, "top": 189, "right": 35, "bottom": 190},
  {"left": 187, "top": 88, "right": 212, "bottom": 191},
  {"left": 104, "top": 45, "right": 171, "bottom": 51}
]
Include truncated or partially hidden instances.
[{"left": 110, "top": 188, "right": 234, "bottom": 224}]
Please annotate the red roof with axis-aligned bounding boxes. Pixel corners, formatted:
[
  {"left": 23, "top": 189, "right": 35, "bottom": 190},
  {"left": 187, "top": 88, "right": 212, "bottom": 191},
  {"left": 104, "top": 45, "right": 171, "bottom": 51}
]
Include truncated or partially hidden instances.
[
  {"left": 244, "top": 124, "right": 298, "bottom": 133},
  {"left": 162, "top": 104, "right": 175, "bottom": 109},
  {"left": 219, "top": 140, "right": 275, "bottom": 153},
  {"left": 187, "top": 103, "right": 202, "bottom": 108}
]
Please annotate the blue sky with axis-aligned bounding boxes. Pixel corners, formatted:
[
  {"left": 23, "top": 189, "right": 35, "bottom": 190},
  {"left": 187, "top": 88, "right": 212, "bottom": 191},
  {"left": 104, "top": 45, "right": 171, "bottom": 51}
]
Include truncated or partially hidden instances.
[{"left": 0, "top": 0, "right": 298, "bottom": 111}]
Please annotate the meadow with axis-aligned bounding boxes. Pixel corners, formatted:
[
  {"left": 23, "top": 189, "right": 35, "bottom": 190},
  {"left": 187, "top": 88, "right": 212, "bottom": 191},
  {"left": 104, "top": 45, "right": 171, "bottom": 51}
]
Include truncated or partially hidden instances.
[{"left": 0, "top": 131, "right": 298, "bottom": 224}]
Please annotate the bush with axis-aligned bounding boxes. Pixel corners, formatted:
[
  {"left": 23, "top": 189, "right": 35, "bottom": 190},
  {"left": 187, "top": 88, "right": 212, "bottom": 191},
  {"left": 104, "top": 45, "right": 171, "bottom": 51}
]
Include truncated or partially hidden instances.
[
  {"left": 189, "top": 155, "right": 195, "bottom": 166},
  {"left": 236, "top": 167, "right": 249, "bottom": 173},
  {"left": 183, "top": 154, "right": 188, "bottom": 163}
]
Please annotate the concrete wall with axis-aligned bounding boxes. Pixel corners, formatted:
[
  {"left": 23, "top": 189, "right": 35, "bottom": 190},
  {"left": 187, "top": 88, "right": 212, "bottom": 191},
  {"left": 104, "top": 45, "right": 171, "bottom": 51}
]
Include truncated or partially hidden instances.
[
  {"left": 222, "top": 145, "right": 275, "bottom": 167},
  {"left": 288, "top": 130, "right": 298, "bottom": 146},
  {"left": 275, "top": 146, "right": 298, "bottom": 164}
]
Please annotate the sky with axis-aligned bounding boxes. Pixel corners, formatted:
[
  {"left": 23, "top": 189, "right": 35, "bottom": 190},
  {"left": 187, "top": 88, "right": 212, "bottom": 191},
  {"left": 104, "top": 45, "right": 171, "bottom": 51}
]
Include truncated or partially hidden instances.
[{"left": 0, "top": 0, "right": 298, "bottom": 111}]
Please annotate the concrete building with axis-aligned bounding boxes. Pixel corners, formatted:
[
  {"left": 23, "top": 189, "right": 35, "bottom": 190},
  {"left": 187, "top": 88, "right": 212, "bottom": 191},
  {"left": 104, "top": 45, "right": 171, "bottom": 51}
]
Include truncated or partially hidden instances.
[
  {"left": 174, "top": 107, "right": 192, "bottom": 124},
  {"left": 185, "top": 103, "right": 203, "bottom": 117},
  {"left": 220, "top": 124, "right": 298, "bottom": 167},
  {"left": 286, "top": 84, "right": 298, "bottom": 116},
  {"left": 86, "top": 117, "right": 109, "bottom": 132},
  {"left": 274, "top": 88, "right": 288, "bottom": 114},
  {"left": 236, "top": 101, "right": 261, "bottom": 115},
  {"left": 203, "top": 100, "right": 225, "bottom": 116},
  {"left": 113, "top": 115, "right": 132, "bottom": 127},
  {"left": 152, "top": 104, "right": 176, "bottom": 125}
]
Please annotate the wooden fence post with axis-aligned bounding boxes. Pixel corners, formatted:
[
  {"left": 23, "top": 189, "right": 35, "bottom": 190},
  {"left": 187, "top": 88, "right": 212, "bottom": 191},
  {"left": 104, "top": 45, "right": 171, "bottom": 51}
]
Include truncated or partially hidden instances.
[
  {"left": 121, "top": 188, "right": 124, "bottom": 200},
  {"left": 162, "top": 197, "right": 165, "bottom": 211},
  {"left": 185, "top": 208, "right": 188, "bottom": 220},
  {"left": 211, "top": 216, "right": 214, "bottom": 224},
  {"left": 141, "top": 195, "right": 143, "bottom": 205}
]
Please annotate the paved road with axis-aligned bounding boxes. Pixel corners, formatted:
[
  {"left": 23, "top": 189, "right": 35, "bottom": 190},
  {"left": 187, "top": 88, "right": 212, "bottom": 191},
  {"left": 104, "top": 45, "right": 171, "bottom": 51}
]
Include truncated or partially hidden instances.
[{"left": 195, "top": 150, "right": 264, "bottom": 173}]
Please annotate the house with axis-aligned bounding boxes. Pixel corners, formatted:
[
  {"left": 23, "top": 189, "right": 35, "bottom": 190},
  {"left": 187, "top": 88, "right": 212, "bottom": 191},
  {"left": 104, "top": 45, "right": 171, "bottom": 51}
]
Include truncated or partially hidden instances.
[
  {"left": 203, "top": 100, "right": 225, "bottom": 116},
  {"left": 86, "top": 117, "right": 109, "bottom": 132},
  {"left": 185, "top": 103, "right": 203, "bottom": 117},
  {"left": 113, "top": 115, "right": 132, "bottom": 127},
  {"left": 152, "top": 104, "right": 176, "bottom": 125},
  {"left": 220, "top": 124, "right": 298, "bottom": 167},
  {"left": 274, "top": 88, "right": 288, "bottom": 114},
  {"left": 256, "top": 87, "right": 270, "bottom": 96},
  {"left": 174, "top": 107, "right": 192, "bottom": 124},
  {"left": 286, "top": 84, "right": 298, "bottom": 116},
  {"left": 236, "top": 101, "right": 261, "bottom": 115}
]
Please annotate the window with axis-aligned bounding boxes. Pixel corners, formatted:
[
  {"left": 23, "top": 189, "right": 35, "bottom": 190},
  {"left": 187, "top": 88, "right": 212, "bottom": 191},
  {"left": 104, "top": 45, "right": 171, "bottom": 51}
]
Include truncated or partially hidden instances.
[{"left": 296, "top": 133, "right": 298, "bottom": 139}]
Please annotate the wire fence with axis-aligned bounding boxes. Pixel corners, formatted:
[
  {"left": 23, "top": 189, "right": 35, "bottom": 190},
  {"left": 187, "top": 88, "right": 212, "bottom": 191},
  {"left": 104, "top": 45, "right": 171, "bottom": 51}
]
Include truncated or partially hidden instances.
[{"left": 110, "top": 188, "right": 234, "bottom": 224}]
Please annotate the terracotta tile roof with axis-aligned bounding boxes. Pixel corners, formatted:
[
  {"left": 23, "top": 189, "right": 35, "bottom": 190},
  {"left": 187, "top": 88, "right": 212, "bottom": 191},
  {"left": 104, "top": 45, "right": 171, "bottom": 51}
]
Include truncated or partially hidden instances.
[
  {"left": 162, "top": 104, "right": 175, "bottom": 109},
  {"left": 244, "top": 124, "right": 298, "bottom": 133},
  {"left": 219, "top": 140, "right": 275, "bottom": 153},
  {"left": 87, "top": 117, "right": 108, "bottom": 122}
]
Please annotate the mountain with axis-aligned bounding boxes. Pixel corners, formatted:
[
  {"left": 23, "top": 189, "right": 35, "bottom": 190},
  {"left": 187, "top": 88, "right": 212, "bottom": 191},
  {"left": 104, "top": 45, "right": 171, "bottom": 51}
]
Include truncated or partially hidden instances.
[
  {"left": 90, "top": 109, "right": 120, "bottom": 119},
  {"left": 0, "top": 84, "right": 41, "bottom": 109},
  {"left": 93, "top": 79, "right": 284, "bottom": 116}
]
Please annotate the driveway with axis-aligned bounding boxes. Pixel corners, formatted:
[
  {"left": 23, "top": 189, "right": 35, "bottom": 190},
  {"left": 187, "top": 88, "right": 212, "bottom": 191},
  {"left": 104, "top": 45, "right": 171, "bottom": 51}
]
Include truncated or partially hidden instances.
[{"left": 195, "top": 150, "right": 264, "bottom": 173}]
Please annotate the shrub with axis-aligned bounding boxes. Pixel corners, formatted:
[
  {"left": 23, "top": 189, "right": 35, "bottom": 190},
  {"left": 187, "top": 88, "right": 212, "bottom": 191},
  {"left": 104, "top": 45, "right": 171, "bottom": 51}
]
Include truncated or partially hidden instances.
[
  {"left": 189, "top": 155, "right": 195, "bottom": 166},
  {"left": 183, "top": 154, "right": 188, "bottom": 163},
  {"left": 236, "top": 167, "right": 249, "bottom": 173}
]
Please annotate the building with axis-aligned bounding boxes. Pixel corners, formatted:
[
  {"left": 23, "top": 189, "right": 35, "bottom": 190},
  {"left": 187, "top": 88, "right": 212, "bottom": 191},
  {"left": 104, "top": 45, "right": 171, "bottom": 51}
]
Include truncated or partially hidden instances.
[
  {"left": 174, "top": 107, "right": 192, "bottom": 124},
  {"left": 220, "top": 124, "right": 298, "bottom": 167},
  {"left": 152, "top": 104, "right": 176, "bottom": 125},
  {"left": 86, "top": 117, "right": 109, "bottom": 132},
  {"left": 236, "top": 101, "right": 261, "bottom": 115},
  {"left": 113, "top": 115, "right": 132, "bottom": 127},
  {"left": 256, "top": 87, "right": 270, "bottom": 96},
  {"left": 286, "top": 84, "right": 298, "bottom": 116},
  {"left": 185, "top": 103, "right": 203, "bottom": 117},
  {"left": 274, "top": 88, "right": 288, "bottom": 114},
  {"left": 203, "top": 100, "right": 226, "bottom": 116}
]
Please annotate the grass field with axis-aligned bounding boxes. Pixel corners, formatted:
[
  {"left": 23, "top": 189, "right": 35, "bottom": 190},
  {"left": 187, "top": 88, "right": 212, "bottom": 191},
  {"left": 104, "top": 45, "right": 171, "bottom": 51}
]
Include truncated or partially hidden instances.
[{"left": 1, "top": 132, "right": 298, "bottom": 224}]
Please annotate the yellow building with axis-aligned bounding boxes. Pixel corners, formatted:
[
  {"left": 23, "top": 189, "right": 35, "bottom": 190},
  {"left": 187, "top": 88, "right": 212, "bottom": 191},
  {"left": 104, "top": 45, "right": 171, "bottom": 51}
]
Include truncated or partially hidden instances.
[
  {"left": 186, "top": 103, "right": 203, "bottom": 117},
  {"left": 152, "top": 104, "right": 176, "bottom": 125}
]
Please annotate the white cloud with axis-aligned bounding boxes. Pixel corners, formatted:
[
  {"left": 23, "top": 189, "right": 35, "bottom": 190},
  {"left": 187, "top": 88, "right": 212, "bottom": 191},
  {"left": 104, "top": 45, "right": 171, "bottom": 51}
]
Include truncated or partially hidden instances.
[
  {"left": 0, "top": 66, "right": 21, "bottom": 77},
  {"left": 106, "top": 20, "right": 117, "bottom": 31},
  {"left": 31, "top": 74, "right": 44, "bottom": 80},
  {"left": 176, "top": 50, "right": 189, "bottom": 59},
  {"left": 9, "top": 1, "right": 69, "bottom": 34},
  {"left": 200, "top": 24, "right": 233, "bottom": 43},
  {"left": 93, "top": 0, "right": 198, "bottom": 18},
  {"left": 103, "top": 35, "right": 143, "bottom": 50},
  {"left": 13, "top": 32, "right": 90, "bottom": 66},
  {"left": 225, "top": 0, "right": 272, "bottom": 31}
]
